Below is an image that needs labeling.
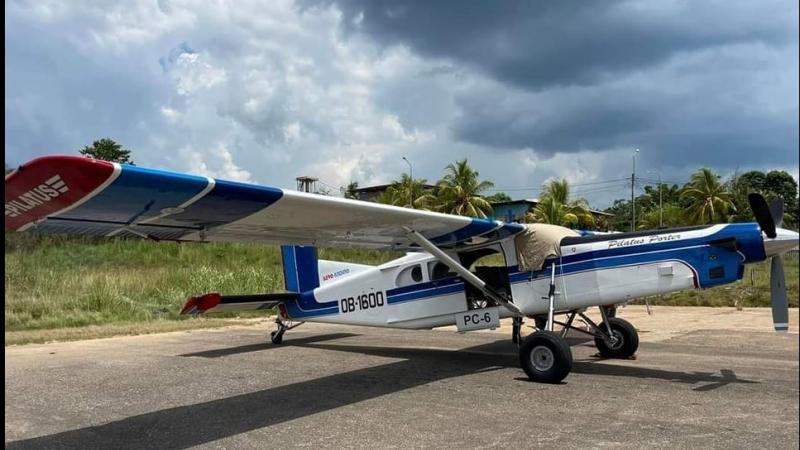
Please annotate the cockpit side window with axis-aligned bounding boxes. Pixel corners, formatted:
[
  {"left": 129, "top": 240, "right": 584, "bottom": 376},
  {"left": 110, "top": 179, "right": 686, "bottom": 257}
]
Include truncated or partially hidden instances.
[
  {"left": 428, "top": 261, "right": 455, "bottom": 280},
  {"left": 396, "top": 264, "right": 423, "bottom": 287}
]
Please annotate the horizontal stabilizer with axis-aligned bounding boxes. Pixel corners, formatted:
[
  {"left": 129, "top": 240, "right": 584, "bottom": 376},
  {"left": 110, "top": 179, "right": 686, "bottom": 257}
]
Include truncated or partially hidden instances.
[{"left": 180, "top": 292, "right": 296, "bottom": 315}]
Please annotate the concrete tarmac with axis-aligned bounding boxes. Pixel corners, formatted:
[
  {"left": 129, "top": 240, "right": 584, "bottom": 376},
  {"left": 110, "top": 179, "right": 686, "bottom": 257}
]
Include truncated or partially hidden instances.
[{"left": 5, "top": 307, "right": 799, "bottom": 449}]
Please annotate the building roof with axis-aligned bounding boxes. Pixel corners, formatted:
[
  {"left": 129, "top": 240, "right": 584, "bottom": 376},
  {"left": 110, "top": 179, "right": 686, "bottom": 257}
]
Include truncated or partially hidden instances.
[{"left": 354, "top": 183, "right": 437, "bottom": 193}]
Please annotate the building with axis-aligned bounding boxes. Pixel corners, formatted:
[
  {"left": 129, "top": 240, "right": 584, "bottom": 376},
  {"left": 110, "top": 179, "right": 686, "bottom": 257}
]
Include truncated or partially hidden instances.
[
  {"left": 353, "top": 183, "right": 437, "bottom": 202},
  {"left": 489, "top": 198, "right": 613, "bottom": 230}
]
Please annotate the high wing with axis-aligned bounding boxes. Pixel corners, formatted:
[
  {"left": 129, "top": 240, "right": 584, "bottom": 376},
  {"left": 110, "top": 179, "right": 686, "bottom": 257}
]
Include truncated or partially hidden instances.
[{"left": 5, "top": 155, "right": 523, "bottom": 250}]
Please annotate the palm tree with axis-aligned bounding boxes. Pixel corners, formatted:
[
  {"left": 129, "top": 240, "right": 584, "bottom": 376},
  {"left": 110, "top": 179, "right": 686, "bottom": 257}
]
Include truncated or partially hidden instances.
[
  {"left": 680, "top": 168, "right": 734, "bottom": 224},
  {"left": 526, "top": 179, "right": 594, "bottom": 228},
  {"left": 344, "top": 181, "right": 360, "bottom": 200},
  {"left": 637, "top": 203, "right": 686, "bottom": 230},
  {"left": 377, "top": 174, "right": 435, "bottom": 209},
  {"left": 435, "top": 159, "right": 494, "bottom": 218}
]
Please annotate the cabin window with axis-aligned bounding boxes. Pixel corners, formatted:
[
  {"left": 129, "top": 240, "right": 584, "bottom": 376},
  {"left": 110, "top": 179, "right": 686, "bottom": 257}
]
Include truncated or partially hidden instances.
[
  {"left": 396, "top": 264, "right": 423, "bottom": 287},
  {"left": 428, "top": 261, "right": 455, "bottom": 280}
]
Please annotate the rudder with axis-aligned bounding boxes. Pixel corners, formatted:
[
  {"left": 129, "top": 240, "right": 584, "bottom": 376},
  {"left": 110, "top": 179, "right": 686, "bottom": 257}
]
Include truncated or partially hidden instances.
[{"left": 281, "top": 245, "right": 320, "bottom": 292}]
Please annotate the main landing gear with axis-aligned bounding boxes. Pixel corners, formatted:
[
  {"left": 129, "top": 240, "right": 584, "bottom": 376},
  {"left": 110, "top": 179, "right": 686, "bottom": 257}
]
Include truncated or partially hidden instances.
[
  {"left": 270, "top": 317, "right": 304, "bottom": 344},
  {"left": 518, "top": 305, "right": 640, "bottom": 383}
]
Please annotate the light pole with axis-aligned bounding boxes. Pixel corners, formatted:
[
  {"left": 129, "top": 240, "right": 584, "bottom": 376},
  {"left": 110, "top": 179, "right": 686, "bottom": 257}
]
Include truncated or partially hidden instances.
[
  {"left": 631, "top": 148, "right": 639, "bottom": 232},
  {"left": 402, "top": 156, "right": 413, "bottom": 207},
  {"left": 648, "top": 170, "right": 663, "bottom": 228}
]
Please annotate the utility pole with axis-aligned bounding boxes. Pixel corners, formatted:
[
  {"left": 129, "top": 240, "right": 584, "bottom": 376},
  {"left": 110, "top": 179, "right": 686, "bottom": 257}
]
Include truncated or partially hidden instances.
[
  {"left": 631, "top": 148, "right": 639, "bottom": 232},
  {"left": 402, "top": 156, "right": 413, "bottom": 207}
]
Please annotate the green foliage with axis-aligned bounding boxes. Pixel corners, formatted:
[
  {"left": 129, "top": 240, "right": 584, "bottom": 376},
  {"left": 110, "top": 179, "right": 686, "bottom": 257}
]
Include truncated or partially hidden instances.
[
  {"left": 679, "top": 168, "right": 734, "bottom": 224},
  {"left": 527, "top": 179, "right": 594, "bottom": 228},
  {"left": 4, "top": 233, "right": 398, "bottom": 332},
  {"left": 79, "top": 138, "right": 134, "bottom": 164},
  {"left": 344, "top": 181, "right": 360, "bottom": 200},
  {"left": 376, "top": 173, "right": 436, "bottom": 209},
  {"left": 485, "top": 192, "right": 512, "bottom": 203},
  {"left": 727, "top": 170, "right": 798, "bottom": 228},
  {"left": 637, "top": 203, "right": 686, "bottom": 230},
  {"left": 435, "top": 159, "right": 494, "bottom": 218},
  {"left": 5, "top": 163, "right": 13, "bottom": 175}
]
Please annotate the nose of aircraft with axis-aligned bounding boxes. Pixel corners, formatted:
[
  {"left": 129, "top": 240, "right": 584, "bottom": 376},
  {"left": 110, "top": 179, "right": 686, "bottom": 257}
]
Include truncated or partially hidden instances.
[{"left": 763, "top": 227, "right": 800, "bottom": 257}]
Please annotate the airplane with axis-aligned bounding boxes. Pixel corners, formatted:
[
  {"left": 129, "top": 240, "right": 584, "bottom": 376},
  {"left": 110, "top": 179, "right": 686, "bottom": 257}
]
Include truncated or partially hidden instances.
[{"left": 5, "top": 155, "right": 799, "bottom": 383}]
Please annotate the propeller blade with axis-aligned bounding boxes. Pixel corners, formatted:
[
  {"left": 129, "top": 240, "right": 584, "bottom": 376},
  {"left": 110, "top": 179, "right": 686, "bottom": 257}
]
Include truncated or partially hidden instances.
[
  {"left": 769, "top": 197, "right": 784, "bottom": 227},
  {"left": 748, "top": 193, "right": 776, "bottom": 238},
  {"left": 770, "top": 256, "right": 789, "bottom": 333}
]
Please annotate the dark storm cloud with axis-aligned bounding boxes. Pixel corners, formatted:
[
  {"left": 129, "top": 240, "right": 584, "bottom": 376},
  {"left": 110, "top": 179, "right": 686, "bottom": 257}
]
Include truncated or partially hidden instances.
[
  {"left": 312, "top": 0, "right": 798, "bottom": 169},
  {"left": 313, "top": 0, "right": 792, "bottom": 90}
]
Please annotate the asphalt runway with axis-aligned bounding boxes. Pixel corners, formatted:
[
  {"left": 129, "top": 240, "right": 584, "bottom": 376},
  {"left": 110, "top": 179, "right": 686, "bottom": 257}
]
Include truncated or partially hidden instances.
[{"left": 5, "top": 310, "right": 799, "bottom": 449}]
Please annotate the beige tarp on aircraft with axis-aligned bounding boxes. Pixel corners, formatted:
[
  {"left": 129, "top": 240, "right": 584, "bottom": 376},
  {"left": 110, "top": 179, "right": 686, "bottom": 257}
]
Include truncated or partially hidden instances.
[{"left": 514, "top": 223, "right": 581, "bottom": 271}]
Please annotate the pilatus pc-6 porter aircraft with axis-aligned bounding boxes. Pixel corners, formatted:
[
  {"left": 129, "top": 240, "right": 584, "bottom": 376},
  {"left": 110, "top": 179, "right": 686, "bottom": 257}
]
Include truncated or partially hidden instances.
[{"left": 5, "top": 156, "right": 799, "bottom": 383}]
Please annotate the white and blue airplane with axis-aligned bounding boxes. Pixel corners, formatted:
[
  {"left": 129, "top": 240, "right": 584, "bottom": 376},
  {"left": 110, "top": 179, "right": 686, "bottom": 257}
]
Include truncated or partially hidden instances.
[{"left": 5, "top": 155, "right": 799, "bottom": 383}]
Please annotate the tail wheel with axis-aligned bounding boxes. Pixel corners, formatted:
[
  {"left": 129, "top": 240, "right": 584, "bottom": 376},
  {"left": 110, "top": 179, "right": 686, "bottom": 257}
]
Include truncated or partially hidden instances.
[
  {"left": 519, "top": 331, "right": 572, "bottom": 383},
  {"left": 270, "top": 330, "right": 284, "bottom": 345},
  {"left": 594, "top": 317, "right": 639, "bottom": 358}
]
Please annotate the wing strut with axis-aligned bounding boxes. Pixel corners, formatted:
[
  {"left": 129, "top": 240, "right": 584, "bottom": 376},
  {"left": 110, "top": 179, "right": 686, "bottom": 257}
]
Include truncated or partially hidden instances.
[{"left": 403, "top": 226, "right": 522, "bottom": 316}]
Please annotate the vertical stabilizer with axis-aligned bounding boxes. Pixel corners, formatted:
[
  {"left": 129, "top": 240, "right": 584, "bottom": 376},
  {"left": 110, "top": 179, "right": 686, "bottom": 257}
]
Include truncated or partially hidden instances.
[{"left": 281, "top": 245, "right": 320, "bottom": 292}]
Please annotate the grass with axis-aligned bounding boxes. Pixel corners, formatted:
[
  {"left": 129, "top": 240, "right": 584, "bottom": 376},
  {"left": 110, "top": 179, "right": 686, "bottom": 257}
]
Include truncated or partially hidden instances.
[
  {"left": 4, "top": 233, "right": 798, "bottom": 343},
  {"left": 4, "top": 233, "right": 397, "bottom": 334}
]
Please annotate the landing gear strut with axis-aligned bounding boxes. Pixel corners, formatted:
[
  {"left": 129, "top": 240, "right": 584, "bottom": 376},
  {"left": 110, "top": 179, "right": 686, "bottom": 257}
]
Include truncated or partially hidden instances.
[
  {"left": 512, "top": 317, "right": 523, "bottom": 345},
  {"left": 270, "top": 317, "right": 304, "bottom": 345},
  {"left": 548, "top": 306, "right": 639, "bottom": 359}
]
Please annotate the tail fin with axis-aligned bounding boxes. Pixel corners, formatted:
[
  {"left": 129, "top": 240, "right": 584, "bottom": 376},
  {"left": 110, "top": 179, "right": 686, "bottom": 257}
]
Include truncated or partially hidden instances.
[{"left": 281, "top": 245, "right": 320, "bottom": 292}]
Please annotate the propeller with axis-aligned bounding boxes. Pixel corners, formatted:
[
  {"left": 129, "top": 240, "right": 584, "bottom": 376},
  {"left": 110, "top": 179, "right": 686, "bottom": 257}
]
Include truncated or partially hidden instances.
[
  {"left": 748, "top": 193, "right": 776, "bottom": 238},
  {"left": 747, "top": 193, "right": 789, "bottom": 333}
]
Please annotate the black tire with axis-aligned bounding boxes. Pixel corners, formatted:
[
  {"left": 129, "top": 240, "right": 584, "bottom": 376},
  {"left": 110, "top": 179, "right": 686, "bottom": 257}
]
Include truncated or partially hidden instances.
[
  {"left": 534, "top": 316, "right": 547, "bottom": 330},
  {"left": 270, "top": 330, "right": 284, "bottom": 345},
  {"left": 594, "top": 317, "right": 638, "bottom": 358},
  {"left": 519, "top": 331, "right": 573, "bottom": 383}
]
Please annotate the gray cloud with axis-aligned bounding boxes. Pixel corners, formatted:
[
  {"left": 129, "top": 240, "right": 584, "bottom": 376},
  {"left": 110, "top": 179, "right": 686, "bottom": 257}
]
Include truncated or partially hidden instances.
[
  {"left": 313, "top": 0, "right": 798, "bottom": 171},
  {"left": 5, "top": 0, "right": 798, "bottom": 210},
  {"left": 317, "top": 0, "right": 794, "bottom": 90}
]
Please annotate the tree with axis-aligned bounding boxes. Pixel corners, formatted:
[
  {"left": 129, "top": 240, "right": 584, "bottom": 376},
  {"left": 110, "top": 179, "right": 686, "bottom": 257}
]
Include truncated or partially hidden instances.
[
  {"left": 5, "top": 163, "right": 13, "bottom": 175},
  {"left": 344, "top": 181, "right": 360, "bottom": 200},
  {"left": 526, "top": 179, "right": 594, "bottom": 228},
  {"left": 484, "top": 192, "right": 512, "bottom": 203},
  {"left": 680, "top": 168, "right": 734, "bottom": 224},
  {"left": 727, "top": 170, "right": 761, "bottom": 223},
  {"left": 763, "top": 170, "right": 799, "bottom": 229},
  {"left": 377, "top": 174, "right": 435, "bottom": 209},
  {"left": 637, "top": 203, "right": 686, "bottom": 230},
  {"left": 435, "top": 159, "right": 495, "bottom": 218},
  {"left": 79, "top": 138, "right": 134, "bottom": 164}
]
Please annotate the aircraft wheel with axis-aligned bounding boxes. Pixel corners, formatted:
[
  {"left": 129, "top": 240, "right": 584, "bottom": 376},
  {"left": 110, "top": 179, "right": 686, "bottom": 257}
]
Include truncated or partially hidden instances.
[
  {"left": 270, "top": 330, "right": 284, "bottom": 345},
  {"left": 534, "top": 316, "right": 547, "bottom": 330},
  {"left": 519, "top": 331, "right": 572, "bottom": 383},
  {"left": 594, "top": 317, "right": 638, "bottom": 358}
]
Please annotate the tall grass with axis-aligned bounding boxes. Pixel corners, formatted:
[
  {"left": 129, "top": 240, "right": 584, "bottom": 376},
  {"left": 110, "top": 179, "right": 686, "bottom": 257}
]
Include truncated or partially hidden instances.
[{"left": 4, "top": 233, "right": 397, "bottom": 331}]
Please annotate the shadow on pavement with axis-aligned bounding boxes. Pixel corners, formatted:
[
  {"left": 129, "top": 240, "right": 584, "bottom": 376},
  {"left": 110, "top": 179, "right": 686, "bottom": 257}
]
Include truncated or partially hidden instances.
[
  {"left": 179, "top": 333, "right": 360, "bottom": 358},
  {"left": 7, "top": 337, "right": 756, "bottom": 450}
]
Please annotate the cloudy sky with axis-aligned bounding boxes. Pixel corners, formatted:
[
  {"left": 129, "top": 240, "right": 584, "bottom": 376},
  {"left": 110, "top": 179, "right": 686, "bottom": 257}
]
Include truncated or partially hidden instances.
[{"left": 5, "top": 0, "right": 798, "bottom": 207}]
